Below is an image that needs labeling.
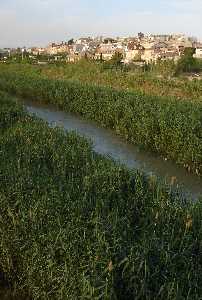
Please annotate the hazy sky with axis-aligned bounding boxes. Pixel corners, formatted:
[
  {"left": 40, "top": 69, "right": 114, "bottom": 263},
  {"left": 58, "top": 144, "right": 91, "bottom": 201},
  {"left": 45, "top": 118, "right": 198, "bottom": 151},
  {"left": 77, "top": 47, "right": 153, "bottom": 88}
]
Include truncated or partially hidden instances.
[{"left": 0, "top": 0, "right": 202, "bottom": 47}]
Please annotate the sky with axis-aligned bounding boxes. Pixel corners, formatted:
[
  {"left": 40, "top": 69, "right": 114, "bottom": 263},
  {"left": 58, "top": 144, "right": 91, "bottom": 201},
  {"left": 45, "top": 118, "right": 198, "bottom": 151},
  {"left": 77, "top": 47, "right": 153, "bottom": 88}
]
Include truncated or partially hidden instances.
[{"left": 0, "top": 0, "right": 202, "bottom": 47}]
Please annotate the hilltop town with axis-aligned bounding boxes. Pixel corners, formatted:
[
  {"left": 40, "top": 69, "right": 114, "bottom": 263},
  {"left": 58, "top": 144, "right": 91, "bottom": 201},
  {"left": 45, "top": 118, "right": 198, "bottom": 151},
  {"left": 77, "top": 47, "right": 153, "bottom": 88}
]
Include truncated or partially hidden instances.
[{"left": 1, "top": 33, "right": 202, "bottom": 63}]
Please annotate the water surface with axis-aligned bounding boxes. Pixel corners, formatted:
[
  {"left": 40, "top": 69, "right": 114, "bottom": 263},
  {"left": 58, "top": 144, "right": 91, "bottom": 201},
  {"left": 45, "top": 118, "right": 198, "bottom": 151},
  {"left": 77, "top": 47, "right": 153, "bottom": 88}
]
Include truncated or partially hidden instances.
[{"left": 24, "top": 99, "right": 202, "bottom": 200}]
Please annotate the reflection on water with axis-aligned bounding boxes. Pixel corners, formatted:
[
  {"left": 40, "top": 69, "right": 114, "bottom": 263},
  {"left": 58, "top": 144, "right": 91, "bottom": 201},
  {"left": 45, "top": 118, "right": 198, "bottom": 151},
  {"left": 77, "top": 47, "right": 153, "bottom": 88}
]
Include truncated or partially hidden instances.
[{"left": 23, "top": 100, "right": 202, "bottom": 200}]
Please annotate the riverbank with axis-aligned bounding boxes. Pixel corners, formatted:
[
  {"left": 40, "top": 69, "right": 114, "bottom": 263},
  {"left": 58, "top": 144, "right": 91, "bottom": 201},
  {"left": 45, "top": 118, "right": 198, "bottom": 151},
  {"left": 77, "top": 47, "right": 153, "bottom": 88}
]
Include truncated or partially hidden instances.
[
  {"left": 24, "top": 98, "right": 202, "bottom": 199},
  {"left": 0, "top": 62, "right": 202, "bottom": 100},
  {"left": 0, "top": 91, "right": 202, "bottom": 299},
  {"left": 0, "top": 64, "right": 201, "bottom": 176}
]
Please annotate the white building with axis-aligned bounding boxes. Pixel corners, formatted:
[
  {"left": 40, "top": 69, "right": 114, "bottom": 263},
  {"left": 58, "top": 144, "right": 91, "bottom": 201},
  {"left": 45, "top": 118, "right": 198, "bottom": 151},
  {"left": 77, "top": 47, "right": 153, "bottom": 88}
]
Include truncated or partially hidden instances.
[{"left": 194, "top": 47, "right": 202, "bottom": 59}]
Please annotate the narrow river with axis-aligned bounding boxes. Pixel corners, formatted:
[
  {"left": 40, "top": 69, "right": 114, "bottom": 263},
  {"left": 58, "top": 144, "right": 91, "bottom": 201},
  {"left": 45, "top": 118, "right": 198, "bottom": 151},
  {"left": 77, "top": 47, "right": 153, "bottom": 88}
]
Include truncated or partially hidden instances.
[{"left": 23, "top": 99, "right": 202, "bottom": 200}]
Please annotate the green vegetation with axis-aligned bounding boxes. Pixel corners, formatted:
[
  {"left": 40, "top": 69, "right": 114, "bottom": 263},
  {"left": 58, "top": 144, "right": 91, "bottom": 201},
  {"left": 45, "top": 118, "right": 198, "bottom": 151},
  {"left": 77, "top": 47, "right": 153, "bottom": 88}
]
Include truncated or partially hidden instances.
[
  {"left": 0, "top": 64, "right": 201, "bottom": 175},
  {"left": 132, "top": 53, "right": 142, "bottom": 62},
  {"left": 102, "top": 52, "right": 125, "bottom": 71},
  {"left": 0, "top": 91, "right": 202, "bottom": 299},
  {"left": 175, "top": 48, "right": 202, "bottom": 75},
  {"left": 0, "top": 50, "right": 67, "bottom": 65},
  {"left": 1, "top": 60, "right": 202, "bottom": 99},
  {"left": 109, "top": 52, "right": 124, "bottom": 65}
]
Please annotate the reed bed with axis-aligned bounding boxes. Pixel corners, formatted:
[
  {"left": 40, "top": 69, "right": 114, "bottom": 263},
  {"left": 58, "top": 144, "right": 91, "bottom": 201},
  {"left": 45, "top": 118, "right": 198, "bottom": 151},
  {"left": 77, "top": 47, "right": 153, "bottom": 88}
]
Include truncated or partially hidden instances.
[
  {"left": 0, "top": 91, "right": 202, "bottom": 299},
  {"left": 0, "top": 66, "right": 201, "bottom": 175}
]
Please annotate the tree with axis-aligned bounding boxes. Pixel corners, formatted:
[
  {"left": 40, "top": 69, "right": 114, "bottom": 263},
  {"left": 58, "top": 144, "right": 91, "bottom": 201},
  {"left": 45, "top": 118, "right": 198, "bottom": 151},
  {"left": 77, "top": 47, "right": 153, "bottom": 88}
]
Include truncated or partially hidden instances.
[
  {"left": 100, "top": 53, "right": 103, "bottom": 62},
  {"left": 109, "top": 52, "right": 123, "bottom": 65},
  {"left": 183, "top": 47, "right": 195, "bottom": 57},
  {"left": 68, "top": 38, "right": 74, "bottom": 45},
  {"left": 175, "top": 47, "right": 201, "bottom": 75},
  {"left": 138, "top": 32, "right": 144, "bottom": 40}
]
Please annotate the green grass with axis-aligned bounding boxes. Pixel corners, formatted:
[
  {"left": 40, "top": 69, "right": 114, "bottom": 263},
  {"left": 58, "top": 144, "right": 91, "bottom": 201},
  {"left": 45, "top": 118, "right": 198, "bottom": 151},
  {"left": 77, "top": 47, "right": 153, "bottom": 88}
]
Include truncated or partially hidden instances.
[
  {"left": 0, "top": 91, "right": 202, "bottom": 299},
  {"left": 0, "top": 64, "right": 201, "bottom": 175},
  {"left": 0, "top": 61, "right": 202, "bottom": 100}
]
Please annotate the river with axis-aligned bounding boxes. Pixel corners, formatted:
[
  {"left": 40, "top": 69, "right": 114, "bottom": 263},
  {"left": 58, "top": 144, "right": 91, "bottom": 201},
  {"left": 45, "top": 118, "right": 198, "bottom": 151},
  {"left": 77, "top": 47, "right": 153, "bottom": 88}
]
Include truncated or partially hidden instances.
[{"left": 23, "top": 99, "right": 202, "bottom": 200}]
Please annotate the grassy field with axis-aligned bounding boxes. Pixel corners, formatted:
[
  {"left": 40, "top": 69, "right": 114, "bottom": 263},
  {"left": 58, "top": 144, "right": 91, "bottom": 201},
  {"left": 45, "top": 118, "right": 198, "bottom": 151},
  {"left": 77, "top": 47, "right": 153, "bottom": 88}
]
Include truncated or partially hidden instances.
[
  {"left": 0, "top": 91, "right": 202, "bottom": 299},
  {"left": 0, "top": 61, "right": 202, "bottom": 100},
  {"left": 0, "top": 63, "right": 201, "bottom": 176}
]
